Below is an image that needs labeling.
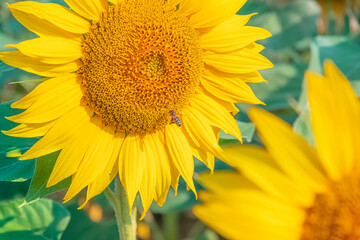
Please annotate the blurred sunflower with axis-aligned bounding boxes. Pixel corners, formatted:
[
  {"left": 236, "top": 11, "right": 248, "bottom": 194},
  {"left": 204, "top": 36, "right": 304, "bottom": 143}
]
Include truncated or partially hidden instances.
[
  {"left": 193, "top": 61, "right": 360, "bottom": 239},
  {"left": 317, "top": 0, "right": 360, "bottom": 34},
  {"left": 0, "top": 0, "right": 272, "bottom": 217}
]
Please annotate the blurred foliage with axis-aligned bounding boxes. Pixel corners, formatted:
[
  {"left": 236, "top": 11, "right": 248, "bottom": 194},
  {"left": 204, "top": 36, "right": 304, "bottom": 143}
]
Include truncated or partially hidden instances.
[
  {"left": 0, "top": 198, "right": 70, "bottom": 240},
  {"left": 0, "top": 102, "right": 36, "bottom": 182},
  {"left": 24, "top": 151, "right": 71, "bottom": 205},
  {"left": 0, "top": 0, "right": 359, "bottom": 239}
]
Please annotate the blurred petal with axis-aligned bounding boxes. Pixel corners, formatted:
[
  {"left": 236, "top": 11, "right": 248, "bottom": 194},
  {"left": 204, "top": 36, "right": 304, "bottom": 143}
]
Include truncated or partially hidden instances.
[
  {"left": 222, "top": 145, "right": 317, "bottom": 207},
  {"left": 248, "top": 107, "right": 327, "bottom": 193},
  {"left": 307, "top": 61, "right": 360, "bottom": 179}
]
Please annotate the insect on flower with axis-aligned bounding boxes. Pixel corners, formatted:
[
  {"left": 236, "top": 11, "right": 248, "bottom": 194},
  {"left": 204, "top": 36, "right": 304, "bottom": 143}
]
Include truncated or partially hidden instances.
[{"left": 169, "top": 110, "right": 181, "bottom": 127}]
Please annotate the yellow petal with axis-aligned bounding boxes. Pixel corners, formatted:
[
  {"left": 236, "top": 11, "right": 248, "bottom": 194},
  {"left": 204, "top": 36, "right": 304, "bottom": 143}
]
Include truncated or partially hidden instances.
[
  {"left": 82, "top": 132, "right": 124, "bottom": 206},
  {"left": 64, "top": 125, "right": 118, "bottom": 202},
  {"left": 6, "top": 37, "right": 81, "bottom": 64},
  {"left": 11, "top": 74, "right": 77, "bottom": 109},
  {"left": 109, "top": 0, "right": 123, "bottom": 5},
  {"left": 204, "top": 49, "right": 273, "bottom": 74},
  {"left": 119, "top": 135, "right": 146, "bottom": 210},
  {"left": 47, "top": 115, "right": 101, "bottom": 187},
  {"left": 147, "top": 132, "right": 171, "bottom": 206},
  {"left": 190, "top": 92, "right": 242, "bottom": 141},
  {"left": 6, "top": 79, "right": 82, "bottom": 124},
  {"left": 247, "top": 43, "right": 266, "bottom": 53},
  {"left": 184, "top": 130, "right": 215, "bottom": 172},
  {"left": 139, "top": 134, "right": 157, "bottom": 220},
  {"left": 190, "top": 0, "right": 246, "bottom": 28},
  {"left": 8, "top": 1, "right": 90, "bottom": 35},
  {"left": 64, "top": 0, "right": 107, "bottom": 21},
  {"left": 0, "top": 51, "right": 79, "bottom": 77},
  {"left": 177, "top": 0, "right": 207, "bottom": 16},
  {"left": 164, "top": 124, "right": 196, "bottom": 197},
  {"left": 202, "top": 68, "right": 264, "bottom": 104},
  {"left": 201, "top": 17, "right": 271, "bottom": 52},
  {"left": 170, "top": 163, "right": 180, "bottom": 195},
  {"left": 202, "top": 69, "right": 267, "bottom": 84},
  {"left": 20, "top": 106, "right": 92, "bottom": 160},
  {"left": 240, "top": 71, "right": 268, "bottom": 83},
  {"left": 248, "top": 107, "right": 327, "bottom": 193},
  {"left": 2, "top": 121, "right": 55, "bottom": 138},
  {"left": 182, "top": 107, "right": 223, "bottom": 158},
  {"left": 221, "top": 13, "right": 258, "bottom": 28},
  {"left": 307, "top": 60, "right": 360, "bottom": 179},
  {"left": 201, "top": 89, "right": 240, "bottom": 115}
]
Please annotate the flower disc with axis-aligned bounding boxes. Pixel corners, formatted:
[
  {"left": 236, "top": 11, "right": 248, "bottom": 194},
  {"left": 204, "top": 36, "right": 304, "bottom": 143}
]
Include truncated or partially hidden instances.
[{"left": 80, "top": 0, "right": 203, "bottom": 135}]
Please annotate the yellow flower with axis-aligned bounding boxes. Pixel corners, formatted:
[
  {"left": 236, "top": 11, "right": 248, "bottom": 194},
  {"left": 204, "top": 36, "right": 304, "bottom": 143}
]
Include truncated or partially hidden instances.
[
  {"left": 0, "top": 0, "right": 272, "bottom": 217},
  {"left": 193, "top": 61, "right": 360, "bottom": 239}
]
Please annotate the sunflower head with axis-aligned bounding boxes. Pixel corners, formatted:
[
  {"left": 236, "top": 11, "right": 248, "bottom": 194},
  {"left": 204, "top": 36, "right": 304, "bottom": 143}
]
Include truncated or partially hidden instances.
[
  {"left": 1, "top": 0, "right": 272, "bottom": 217},
  {"left": 193, "top": 61, "right": 360, "bottom": 239},
  {"left": 80, "top": 0, "right": 203, "bottom": 135}
]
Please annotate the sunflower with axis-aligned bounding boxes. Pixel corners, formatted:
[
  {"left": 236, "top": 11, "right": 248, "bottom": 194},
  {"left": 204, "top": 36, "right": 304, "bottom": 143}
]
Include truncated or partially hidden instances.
[
  {"left": 0, "top": 0, "right": 272, "bottom": 217},
  {"left": 193, "top": 61, "right": 360, "bottom": 239}
]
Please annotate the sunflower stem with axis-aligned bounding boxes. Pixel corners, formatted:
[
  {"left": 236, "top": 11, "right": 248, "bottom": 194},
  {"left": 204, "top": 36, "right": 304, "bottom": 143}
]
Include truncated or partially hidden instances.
[
  {"left": 164, "top": 212, "right": 179, "bottom": 240},
  {"left": 105, "top": 177, "right": 137, "bottom": 240}
]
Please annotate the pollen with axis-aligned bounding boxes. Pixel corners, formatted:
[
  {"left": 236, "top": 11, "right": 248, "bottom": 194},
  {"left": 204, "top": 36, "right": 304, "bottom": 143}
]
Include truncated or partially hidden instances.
[
  {"left": 78, "top": 0, "right": 203, "bottom": 135},
  {"left": 301, "top": 175, "right": 360, "bottom": 240}
]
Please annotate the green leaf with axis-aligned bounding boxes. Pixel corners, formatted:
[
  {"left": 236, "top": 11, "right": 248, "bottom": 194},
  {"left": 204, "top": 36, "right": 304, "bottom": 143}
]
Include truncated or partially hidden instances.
[
  {"left": 0, "top": 157, "right": 35, "bottom": 182},
  {"left": 293, "top": 108, "right": 314, "bottom": 145},
  {"left": 61, "top": 205, "right": 117, "bottom": 240},
  {"left": 0, "top": 181, "right": 29, "bottom": 201},
  {"left": 24, "top": 152, "right": 71, "bottom": 205},
  {"left": 240, "top": 0, "right": 320, "bottom": 50},
  {"left": 251, "top": 63, "right": 307, "bottom": 111},
  {"left": 0, "top": 102, "right": 37, "bottom": 182},
  {"left": 197, "top": 229, "right": 220, "bottom": 240},
  {"left": 0, "top": 198, "right": 70, "bottom": 240},
  {"left": 150, "top": 181, "right": 198, "bottom": 214},
  {"left": 150, "top": 159, "right": 232, "bottom": 214},
  {"left": 308, "top": 36, "right": 360, "bottom": 81},
  {"left": 219, "top": 121, "right": 255, "bottom": 144},
  {"left": 0, "top": 61, "right": 14, "bottom": 73}
]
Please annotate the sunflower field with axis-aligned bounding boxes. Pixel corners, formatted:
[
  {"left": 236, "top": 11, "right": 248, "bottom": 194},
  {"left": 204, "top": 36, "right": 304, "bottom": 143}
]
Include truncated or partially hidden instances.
[{"left": 0, "top": 0, "right": 360, "bottom": 239}]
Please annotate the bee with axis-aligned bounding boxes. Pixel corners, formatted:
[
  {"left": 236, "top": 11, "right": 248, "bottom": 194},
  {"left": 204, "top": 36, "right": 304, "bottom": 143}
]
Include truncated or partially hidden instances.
[{"left": 169, "top": 110, "right": 181, "bottom": 127}]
